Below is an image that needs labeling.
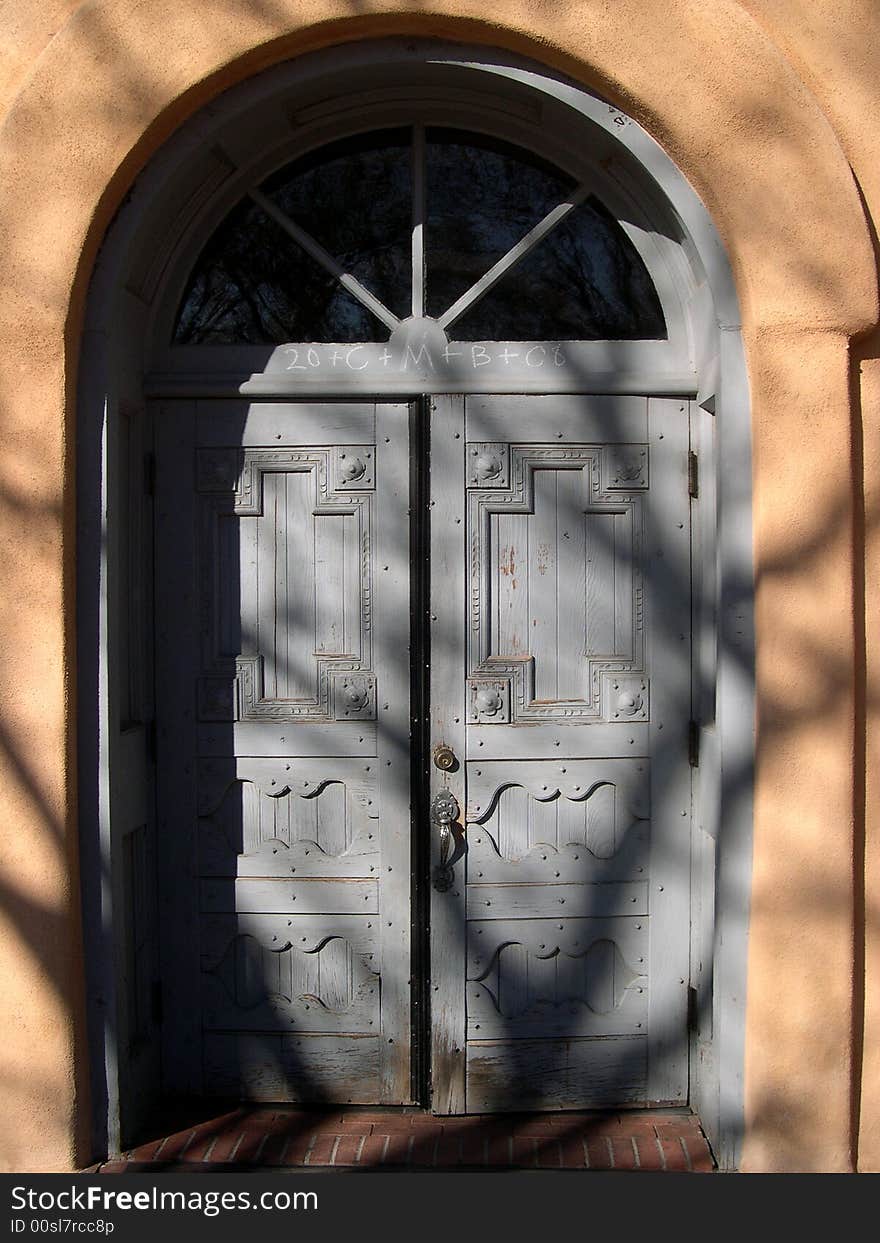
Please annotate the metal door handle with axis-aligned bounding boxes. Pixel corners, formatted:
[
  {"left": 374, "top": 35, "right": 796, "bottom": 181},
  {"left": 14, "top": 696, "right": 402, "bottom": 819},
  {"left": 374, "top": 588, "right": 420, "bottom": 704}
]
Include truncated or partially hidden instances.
[{"left": 431, "top": 790, "right": 460, "bottom": 884}]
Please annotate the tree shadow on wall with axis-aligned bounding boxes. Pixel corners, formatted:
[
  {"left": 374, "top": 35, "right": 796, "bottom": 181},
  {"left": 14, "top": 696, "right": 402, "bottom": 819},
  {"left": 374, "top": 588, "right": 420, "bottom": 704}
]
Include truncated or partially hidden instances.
[{"left": 2, "top": 12, "right": 872, "bottom": 1172}]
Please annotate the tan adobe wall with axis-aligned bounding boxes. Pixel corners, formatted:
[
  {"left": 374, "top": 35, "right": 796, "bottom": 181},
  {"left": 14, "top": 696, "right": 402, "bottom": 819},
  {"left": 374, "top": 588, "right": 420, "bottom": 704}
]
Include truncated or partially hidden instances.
[{"left": 0, "top": 0, "right": 877, "bottom": 1172}]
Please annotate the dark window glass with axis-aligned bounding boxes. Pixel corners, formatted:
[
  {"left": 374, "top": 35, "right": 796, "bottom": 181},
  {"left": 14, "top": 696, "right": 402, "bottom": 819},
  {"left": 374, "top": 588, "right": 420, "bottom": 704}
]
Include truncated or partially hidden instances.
[
  {"left": 174, "top": 199, "right": 388, "bottom": 344},
  {"left": 174, "top": 130, "right": 410, "bottom": 344},
  {"left": 425, "top": 128, "right": 575, "bottom": 320},
  {"left": 173, "top": 126, "right": 666, "bottom": 345},
  {"left": 449, "top": 197, "right": 666, "bottom": 341},
  {"left": 263, "top": 129, "right": 411, "bottom": 320}
]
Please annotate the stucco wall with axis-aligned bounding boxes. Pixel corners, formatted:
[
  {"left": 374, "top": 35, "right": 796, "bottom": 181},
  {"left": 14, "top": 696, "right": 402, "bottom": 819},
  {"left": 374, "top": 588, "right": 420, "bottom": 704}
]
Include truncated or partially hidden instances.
[{"left": 0, "top": 0, "right": 877, "bottom": 1172}]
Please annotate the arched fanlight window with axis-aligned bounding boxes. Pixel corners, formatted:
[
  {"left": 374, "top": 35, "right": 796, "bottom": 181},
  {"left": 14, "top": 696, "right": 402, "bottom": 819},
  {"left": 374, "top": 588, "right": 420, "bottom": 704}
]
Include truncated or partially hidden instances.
[{"left": 174, "top": 127, "right": 666, "bottom": 345}]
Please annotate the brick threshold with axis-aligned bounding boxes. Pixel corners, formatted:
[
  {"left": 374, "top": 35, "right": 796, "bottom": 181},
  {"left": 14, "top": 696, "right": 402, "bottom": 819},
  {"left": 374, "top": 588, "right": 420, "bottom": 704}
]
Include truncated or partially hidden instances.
[{"left": 95, "top": 1107, "right": 715, "bottom": 1173}]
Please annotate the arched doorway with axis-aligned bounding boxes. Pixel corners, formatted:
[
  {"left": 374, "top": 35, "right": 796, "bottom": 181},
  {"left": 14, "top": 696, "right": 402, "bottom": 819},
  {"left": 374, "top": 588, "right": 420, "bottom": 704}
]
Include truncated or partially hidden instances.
[{"left": 78, "top": 40, "right": 753, "bottom": 1164}]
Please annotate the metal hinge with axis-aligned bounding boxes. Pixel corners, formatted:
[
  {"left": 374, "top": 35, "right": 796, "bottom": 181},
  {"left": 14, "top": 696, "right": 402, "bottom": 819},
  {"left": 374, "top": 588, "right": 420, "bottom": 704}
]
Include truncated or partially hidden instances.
[
  {"left": 151, "top": 980, "right": 164, "bottom": 1027},
  {"left": 687, "top": 985, "right": 699, "bottom": 1033},
  {"left": 688, "top": 719, "right": 700, "bottom": 767},
  {"left": 144, "top": 451, "right": 156, "bottom": 497},
  {"left": 687, "top": 451, "right": 699, "bottom": 499}
]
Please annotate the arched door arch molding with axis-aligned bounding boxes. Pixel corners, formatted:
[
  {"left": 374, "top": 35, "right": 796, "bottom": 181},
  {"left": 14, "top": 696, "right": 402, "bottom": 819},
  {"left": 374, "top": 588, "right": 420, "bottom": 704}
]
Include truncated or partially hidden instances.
[{"left": 78, "top": 40, "right": 753, "bottom": 1170}]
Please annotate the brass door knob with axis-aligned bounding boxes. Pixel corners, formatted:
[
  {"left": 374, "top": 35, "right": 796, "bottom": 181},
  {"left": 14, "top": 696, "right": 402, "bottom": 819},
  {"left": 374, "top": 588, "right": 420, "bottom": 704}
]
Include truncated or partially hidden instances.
[{"left": 433, "top": 744, "right": 456, "bottom": 771}]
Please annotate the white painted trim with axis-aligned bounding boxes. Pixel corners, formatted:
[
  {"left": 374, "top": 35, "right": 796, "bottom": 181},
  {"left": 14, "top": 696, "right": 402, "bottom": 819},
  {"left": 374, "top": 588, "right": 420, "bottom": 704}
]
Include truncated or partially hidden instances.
[
  {"left": 411, "top": 124, "right": 426, "bottom": 319},
  {"left": 84, "top": 46, "right": 697, "bottom": 377}
]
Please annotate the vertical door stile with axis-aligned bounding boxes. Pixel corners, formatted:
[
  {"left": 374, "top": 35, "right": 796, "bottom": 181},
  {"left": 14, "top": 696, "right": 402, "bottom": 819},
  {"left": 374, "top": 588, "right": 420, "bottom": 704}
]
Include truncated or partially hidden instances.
[
  {"left": 154, "top": 400, "right": 202, "bottom": 1095},
  {"left": 646, "top": 396, "right": 692, "bottom": 1103},
  {"left": 428, "top": 394, "right": 468, "bottom": 1113},
  {"left": 374, "top": 402, "right": 414, "bottom": 1102}
]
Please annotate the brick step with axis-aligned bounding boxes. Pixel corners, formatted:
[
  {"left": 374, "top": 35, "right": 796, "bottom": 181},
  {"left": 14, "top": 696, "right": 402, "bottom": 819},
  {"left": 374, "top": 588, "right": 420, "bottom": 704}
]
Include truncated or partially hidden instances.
[{"left": 98, "top": 1109, "right": 715, "bottom": 1173}]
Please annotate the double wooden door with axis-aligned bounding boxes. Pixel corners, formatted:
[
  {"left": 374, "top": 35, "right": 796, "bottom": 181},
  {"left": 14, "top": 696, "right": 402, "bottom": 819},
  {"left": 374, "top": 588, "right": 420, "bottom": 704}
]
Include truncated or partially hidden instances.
[{"left": 154, "top": 393, "right": 692, "bottom": 1111}]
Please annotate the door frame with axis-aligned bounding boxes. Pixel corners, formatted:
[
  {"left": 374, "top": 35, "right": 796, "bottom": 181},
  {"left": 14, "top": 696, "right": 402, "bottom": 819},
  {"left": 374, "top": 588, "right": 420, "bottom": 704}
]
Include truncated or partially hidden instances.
[{"left": 76, "top": 39, "right": 754, "bottom": 1170}]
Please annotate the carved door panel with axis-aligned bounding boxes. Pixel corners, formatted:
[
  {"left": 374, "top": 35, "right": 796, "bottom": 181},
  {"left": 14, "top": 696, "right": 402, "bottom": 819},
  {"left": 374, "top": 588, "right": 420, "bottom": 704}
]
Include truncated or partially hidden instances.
[
  {"left": 429, "top": 394, "right": 692, "bottom": 1113},
  {"left": 155, "top": 400, "right": 412, "bottom": 1103}
]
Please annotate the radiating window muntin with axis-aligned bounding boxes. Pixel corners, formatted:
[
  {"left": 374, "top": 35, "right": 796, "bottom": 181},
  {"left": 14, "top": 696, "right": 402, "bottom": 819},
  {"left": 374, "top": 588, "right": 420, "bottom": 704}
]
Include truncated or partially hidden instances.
[{"left": 173, "top": 126, "right": 667, "bottom": 346}]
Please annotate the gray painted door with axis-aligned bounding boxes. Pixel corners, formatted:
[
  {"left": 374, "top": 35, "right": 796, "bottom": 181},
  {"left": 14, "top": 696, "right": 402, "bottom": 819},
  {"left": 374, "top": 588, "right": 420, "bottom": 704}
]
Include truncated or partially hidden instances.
[
  {"left": 428, "top": 395, "right": 692, "bottom": 1112},
  {"left": 154, "top": 392, "right": 691, "bottom": 1111},
  {"left": 154, "top": 399, "right": 413, "bottom": 1103}
]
